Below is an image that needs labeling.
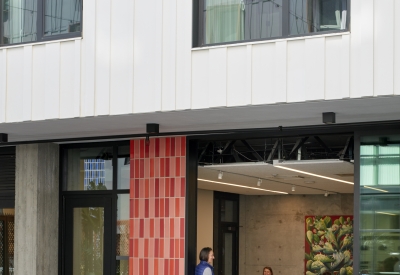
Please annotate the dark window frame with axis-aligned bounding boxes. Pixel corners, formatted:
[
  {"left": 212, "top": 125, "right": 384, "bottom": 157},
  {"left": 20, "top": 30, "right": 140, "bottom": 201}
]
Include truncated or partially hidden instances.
[
  {"left": 193, "top": 0, "right": 351, "bottom": 48},
  {"left": 0, "top": 0, "right": 82, "bottom": 47}
]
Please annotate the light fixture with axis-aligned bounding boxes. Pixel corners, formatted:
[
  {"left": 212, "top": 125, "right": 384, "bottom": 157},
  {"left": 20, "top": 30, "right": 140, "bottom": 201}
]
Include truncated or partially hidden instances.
[
  {"left": 218, "top": 171, "right": 223, "bottom": 180},
  {"left": 0, "top": 133, "right": 7, "bottom": 143},
  {"left": 324, "top": 191, "right": 329, "bottom": 197},
  {"left": 364, "top": 186, "right": 388, "bottom": 193},
  {"left": 274, "top": 165, "right": 354, "bottom": 185},
  {"left": 292, "top": 186, "right": 296, "bottom": 192},
  {"left": 257, "top": 179, "right": 262, "bottom": 186},
  {"left": 322, "top": 112, "right": 336, "bottom": 124},
  {"left": 376, "top": 211, "right": 398, "bottom": 216},
  {"left": 146, "top": 123, "right": 159, "bottom": 134},
  {"left": 198, "top": 178, "right": 288, "bottom": 194}
]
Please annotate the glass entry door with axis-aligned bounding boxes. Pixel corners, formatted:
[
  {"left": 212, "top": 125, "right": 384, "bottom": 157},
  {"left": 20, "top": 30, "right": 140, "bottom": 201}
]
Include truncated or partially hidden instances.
[{"left": 64, "top": 197, "right": 112, "bottom": 275}]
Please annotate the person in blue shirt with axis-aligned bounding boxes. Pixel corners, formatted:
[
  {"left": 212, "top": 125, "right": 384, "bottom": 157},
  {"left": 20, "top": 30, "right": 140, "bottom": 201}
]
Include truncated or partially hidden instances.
[{"left": 195, "top": 247, "right": 215, "bottom": 275}]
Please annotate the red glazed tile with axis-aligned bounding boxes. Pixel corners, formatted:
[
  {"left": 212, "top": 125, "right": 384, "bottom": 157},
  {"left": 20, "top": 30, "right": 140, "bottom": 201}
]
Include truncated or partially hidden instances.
[
  {"left": 139, "top": 159, "right": 144, "bottom": 178},
  {"left": 139, "top": 179, "right": 145, "bottom": 199},
  {"left": 166, "top": 138, "right": 171, "bottom": 157},
  {"left": 139, "top": 219, "right": 144, "bottom": 238},
  {"left": 140, "top": 139, "right": 145, "bottom": 158},
  {"left": 130, "top": 199, "right": 134, "bottom": 218},
  {"left": 144, "top": 159, "right": 150, "bottom": 179},
  {"left": 134, "top": 140, "right": 140, "bottom": 158},
  {"left": 175, "top": 239, "right": 179, "bottom": 259},
  {"left": 144, "top": 218, "right": 149, "bottom": 238},
  {"left": 150, "top": 159, "right": 155, "bottom": 178},
  {"left": 145, "top": 141, "right": 150, "bottom": 158},
  {"left": 150, "top": 138, "right": 155, "bottom": 158},
  {"left": 165, "top": 218, "right": 170, "bottom": 239},
  {"left": 155, "top": 138, "right": 160, "bottom": 157},
  {"left": 175, "top": 158, "right": 181, "bottom": 177},
  {"left": 181, "top": 178, "right": 185, "bottom": 198},
  {"left": 133, "top": 219, "right": 139, "bottom": 238},
  {"left": 144, "top": 239, "right": 149, "bottom": 257},
  {"left": 170, "top": 178, "right": 175, "bottom": 197},
  {"left": 180, "top": 259, "right": 185, "bottom": 275},
  {"left": 180, "top": 218, "right": 185, "bottom": 238},
  {"left": 155, "top": 238, "right": 159, "bottom": 257},
  {"left": 129, "top": 219, "right": 134, "bottom": 238},
  {"left": 139, "top": 198, "right": 145, "bottom": 218},
  {"left": 165, "top": 198, "right": 169, "bottom": 217},
  {"left": 159, "top": 178, "right": 165, "bottom": 198},
  {"left": 145, "top": 179, "right": 149, "bottom": 198},
  {"left": 155, "top": 198, "right": 159, "bottom": 218},
  {"left": 169, "top": 199, "right": 175, "bottom": 220},
  {"left": 171, "top": 137, "right": 176, "bottom": 157},
  {"left": 180, "top": 239, "right": 185, "bottom": 258},
  {"left": 160, "top": 198, "right": 164, "bottom": 217},
  {"left": 139, "top": 258, "right": 143, "bottom": 275},
  {"left": 175, "top": 137, "right": 181, "bottom": 156},
  {"left": 175, "top": 259, "right": 179, "bottom": 275},
  {"left": 169, "top": 259, "right": 174, "bottom": 275},
  {"left": 165, "top": 158, "right": 170, "bottom": 177},
  {"left": 170, "top": 218, "right": 174, "bottom": 238},
  {"left": 145, "top": 199, "right": 149, "bottom": 218},
  {"left": 130, "top": 161, "right": 135, "bottom": 179},
  {"left": 175, "top": 218, "right": 180, "bottom": 239},
  {"left": 164, "top": 239, "right": 170, "bottom": 258},
  {"left": 165, "top": 178, "right": 170, "bottom": 198},
  {"left": 134, "top": 239, "right": 139, "bottom": 257},
  {"left": 135, "top": 179, "right": 140, "bottom": 199},
  {"left": 130, "top": 140, "right": 134, "bottom": 159},
  {"left": 160, "top": 239, "right": 164, "bottom": 258},
  {"left": 132, "top": 258, "right": 138, "bottom": 275},
  {"left": 149, "top": 239, "right": 154, "bottom": 258},
  {"left": 181, "top": 137, "right": 186, "bottom": 156},
  {"left": 130, "top": 179, "right": 135, "bottom": 197},
  {"left": 175, "top": 198, "right": 180, "bottom": 217},
  {"left": 170, "top": 239, "right": 175, "bottom": 258},
  {"left": 150, "top": 219, "right": 154, "bottom": 238},
  {"left": 170, "top": 157, "right": 176, "bottom": 177},
  {"left": 154, "top": 259, "right": 158, "bottom": 275},
  {"left": 160, "top": 138, "right": 166, "bottom": 157},
  {"left": 160, "top": 158, "right": 165, "bottom": 177},
  {"left": 149, "top": 198, "right": 155, "bottom": 218},
  {"left": 148, "top": 258, "right": 153, "bottom": 275},
  {"left": 150, "top": 179, "right": 155, "bottom": 198},
  {"left": 155, "top": 219, "right": 160, "bottom": 238},
  {"left": 174, "top": 179, "right": 181, "bottom": 197},
  {"left": 134, "top": 159, "right": 140, "bottom": 179},
  {"left": 180, "top": 198, "right": 185, "bottom": 217},
  {"left": 155, "top": 158, "right": 160, "bottom": 178},
  {"left": 160, "top": 219, "right": 164, "bottom": 237},
  {"left": 139, "top": 239, "right": 144, "bottom": 258},
  {"left": 164, "top": 259, "right": 169, "bottom": 275},
  {"left": 134, "top": 199, "right": 139, "bottom": 218},
  {"left": 180, "top": 157, "right": 186, "bottom": 177},
  {"left": 155, "top": 178, "right": 160, "bottom": 197},
  {"left": 129, "top": 239, "right": 133, "bottom": 257}
]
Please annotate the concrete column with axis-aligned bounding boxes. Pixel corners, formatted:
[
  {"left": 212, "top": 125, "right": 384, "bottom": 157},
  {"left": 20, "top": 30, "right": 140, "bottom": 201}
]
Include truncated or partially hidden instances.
[{"left": 14, "top": 143, "right": 59, "bottom": 275}]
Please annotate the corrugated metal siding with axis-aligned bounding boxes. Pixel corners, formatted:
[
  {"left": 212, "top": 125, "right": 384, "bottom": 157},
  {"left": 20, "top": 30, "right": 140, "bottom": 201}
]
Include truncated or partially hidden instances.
[{"left": 0, "top": 147, "right": 15, "bottom": 208}]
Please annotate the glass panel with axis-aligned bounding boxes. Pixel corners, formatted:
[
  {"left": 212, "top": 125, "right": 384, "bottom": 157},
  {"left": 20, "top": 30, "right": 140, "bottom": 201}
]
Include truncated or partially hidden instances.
[
  {"left": 221, "top": 199, "right": 238, "bottom": 222},
  {"left": 73, "top": 207, "right": 104, "bottom": 275},
  {"left": 116, "top": 194, "right": 129, "bottom": 275},
  {"left": 117, "top": 146, "right": 130, "bottom": 190},
  {"left": 224, "top": 232, "right": 233, "bottom": 275},
  {"left": 66, "top": 147, "right": 113, "bottom": 191},
  {"left": 116, "top": 260, "right": 128, "bottom": 275},
  {"left": 289, "top": 0, "right": 347, "bottom": 36},
  {"left": 0, "top": 220, "right": 4, "bottom": 275},
  {"left": 360, "top": 135, "right": 400, "bottom": 275},
  {"left": 1, "top": 0, "right": 37, "bottom": 45},
  {"left": 44, "top": 0, "right": 82, "bottom": 36}
]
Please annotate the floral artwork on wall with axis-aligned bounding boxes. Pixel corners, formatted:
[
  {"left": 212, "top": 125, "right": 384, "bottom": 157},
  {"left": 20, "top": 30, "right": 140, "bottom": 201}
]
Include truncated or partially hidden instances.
[{"left": 305, "top": 215, "right": 353, "bottom": 275}]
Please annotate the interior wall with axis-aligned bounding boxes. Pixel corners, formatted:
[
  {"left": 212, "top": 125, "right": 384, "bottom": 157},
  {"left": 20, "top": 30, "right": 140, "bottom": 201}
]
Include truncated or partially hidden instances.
[
  {"left": 197, "top": 189, "right": 214, "bottom": 262},
  {"left": 239, "top": 194, "right": 354, "bottom": 275}
]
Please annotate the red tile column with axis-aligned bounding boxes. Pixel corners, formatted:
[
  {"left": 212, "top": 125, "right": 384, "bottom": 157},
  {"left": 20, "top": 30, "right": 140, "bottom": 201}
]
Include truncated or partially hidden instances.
[{"left": 130, "top": 137, "right": 186, "bottom": 275}]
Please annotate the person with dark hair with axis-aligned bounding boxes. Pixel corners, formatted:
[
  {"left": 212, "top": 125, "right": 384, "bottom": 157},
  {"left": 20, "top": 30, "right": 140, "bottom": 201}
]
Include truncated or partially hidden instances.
[
  {"left": 263, "top": 266, "right": 273, "bottom": 275},
  {"left": 195, "top": 247, "right": 215, "bottom": 275}
]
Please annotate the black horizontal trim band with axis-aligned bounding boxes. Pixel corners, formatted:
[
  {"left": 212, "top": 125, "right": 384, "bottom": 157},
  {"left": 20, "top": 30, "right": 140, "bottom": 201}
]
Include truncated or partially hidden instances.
[{"left": 0, "top": 119, "right": 400, "bottom": 147}]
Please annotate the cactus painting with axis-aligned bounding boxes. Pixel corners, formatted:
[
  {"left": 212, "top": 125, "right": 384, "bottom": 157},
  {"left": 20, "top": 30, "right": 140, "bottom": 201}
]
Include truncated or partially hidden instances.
[{"left": 305, "top": 215, "right": 353, "bottom": 275}]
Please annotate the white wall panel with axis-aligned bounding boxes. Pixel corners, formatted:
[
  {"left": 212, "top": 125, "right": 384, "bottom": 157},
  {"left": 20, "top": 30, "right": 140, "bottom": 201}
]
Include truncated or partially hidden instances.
[
  {"left": 252, "top": 43, "right": 276, "bottom": 105},
  {"left": 110, "top": 0, "right": 134, "bottom": 115},
  {"left": 227, "top": 46, "right": 247, "bottom": 107},
  {"left": 161, "top": 0, "right": 177, "bottom": 111},
  {"left": 73, "top": 40, "right": 81, "bottom": 117},
  {"left": 44, "top": 43, "right": 60, "bottom": 119},
  {"left": 191, "top": 51, "right": 209, "bottom": 109},
  {"left": 175, "top": 0, "right": 192, "bottom": 110},
  {"left": 274, "top": 41, "right": 287, "bottom": 103},
  {"left": 245, "top": 45, "right": 252, "bottom": 105},
  {"left": 22, "top": 46, "right": 32, "bottom": 121},
  {"left": 394, "top": 0, "right": 400, "bottom": 95},
  {"left": 325, "top": 36, "right": 343, "bottom": 100},
  {"left": 305, "top": 38, "right": 325, "bottom": 101},
  {"left": 287, "top": 40, "right": 306, "bottom": 102},
  {"left": 31, "top": 45, "right": 46, "bottom": 121},
  {"left": 340, "top": 35, "right": 350, "bottom": 98},
  {"left": 82, "top": 0, "right": 96, "bottom": 117},
  {"left": 6, "top": 48, "right": 24, "bottom": 122},
  {"left": 351, "top": 0, "right": 374, "bottom": 98},
  {"left": 0, "top": 50, "right": 6, "bottom": 123},
  {"left": 208, "top": 48, "right": 227, "bottom": 107},
  {"left": 374, "top": 0, "right": 394, "bottom": 96},
  {"left": 60, "top": 42, "right": 76, "bottom": 119},
  {"left": 133, "top": 0, "right": 163, "bottom": 113},
  {"left": 95, "top": 0, "right": 111, "bottom": 116}
]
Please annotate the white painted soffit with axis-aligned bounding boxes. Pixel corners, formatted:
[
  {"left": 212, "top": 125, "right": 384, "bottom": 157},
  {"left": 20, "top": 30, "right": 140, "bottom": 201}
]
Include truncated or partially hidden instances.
[{"left": 1, "top": 96, "right": 400, "bottom": 142}]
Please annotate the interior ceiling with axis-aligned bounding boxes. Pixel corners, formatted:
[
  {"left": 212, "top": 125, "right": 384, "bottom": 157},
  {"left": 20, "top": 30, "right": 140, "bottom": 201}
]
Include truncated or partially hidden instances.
[
  {"left": 1, "top": 96, "right": 400, "bottom": 142},
  {"left": 198, "top": 160, "right": 354, "bottom": 195}
]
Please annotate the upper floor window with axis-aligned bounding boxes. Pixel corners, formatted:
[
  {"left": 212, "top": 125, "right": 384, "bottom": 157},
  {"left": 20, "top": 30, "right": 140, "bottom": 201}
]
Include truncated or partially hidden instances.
[
  {"left": 0, "top": 0, "right": 82, "bottom": 46},
  {"left": 196, "top": 0, "right": 348, "bottom": 46}
]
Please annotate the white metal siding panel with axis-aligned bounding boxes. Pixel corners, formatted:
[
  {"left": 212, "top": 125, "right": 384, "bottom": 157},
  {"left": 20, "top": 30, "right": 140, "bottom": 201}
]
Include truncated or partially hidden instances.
[
  {"left": 374, "top": 0, "right": 394, "bottom": 96},
  {"left": 208, "top": 48, "right": 227, "bottom": 108},
  {"left": 191, "top": 51, "right": 209, "bottom": 109},
  {"left": 31, "top": 45, "right": 46, "bottom": 121},
  {"left": 162, "top": 0, "right": 177, "bottom": 111},
  {"left": 325, "top": 36, "right": 344, "bottom": 100},
  {"left": 305, "top": 37, "right": 325, "bottom": 101},
  {"left": 274, "top": 41, "right": 287, "bottom": 103},
  {"left": 287, "top": 40, "right": 306, "bottom": 102},
  {"left": 133, "top": 0, "right": 163, "bottom": 113},
  {"left": 175, "top": 0, "right": 192, "bottom": 110},
  {"left": 394, "top": 0, "right": 400, "bottom": 95},
  {"left": 227, "top": 46, "right": 247, "bottom": 107},
  {"left": 341, "top": 35, "right": 350, "bottom": 98},
  {"left": 252, "top": 43, "right": 276, "bottom": 105},
  {"left": 110, "top": 0, "right": 134, "bottom": 115},
  {"left": 22, "top": 46, "right": 33, "bottom": 121},
  {"left": 73, "top": 40, "right": 81, "bottom": 117},
  {"left": 60, "top": 42, "right": 76, "bottom": 119},
  {"left": 44, "top": 43, "right": 60, "bottom": 119},
  {"left": 6, "top": 48, "right": 24, "bottom": 123},
  {"left": 82, "top": 0, "right": 96, "bottom": 117},
  {"left": 95, "top": 0, "right": 111, "bottom": 116},
  {"left": 245, "top": 45, "right": 252, "bottom": 105},
  {"left": 0, "top": 50, "right": 6, "bottom": 123}
]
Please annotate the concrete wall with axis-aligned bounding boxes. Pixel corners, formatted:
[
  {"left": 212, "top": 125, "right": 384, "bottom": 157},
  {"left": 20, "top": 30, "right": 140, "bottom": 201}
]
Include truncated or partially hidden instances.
[
  {"left": 239, "top": 194, "right": 354, "bottom": 275},
  {"left": 197, "top": 189, "right": 214, "bottom": 262},
  {"left": 15, "top": 143, "right": 59, "bottom": 275},
  {"left": 0, "top": 0, "right": 400, "bottom": 124}
]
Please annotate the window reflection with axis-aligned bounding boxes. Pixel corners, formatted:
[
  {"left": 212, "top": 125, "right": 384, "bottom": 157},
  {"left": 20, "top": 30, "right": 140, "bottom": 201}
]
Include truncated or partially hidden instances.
[{"left": 44, "top": 0, "right": 82, "bottom": 36}]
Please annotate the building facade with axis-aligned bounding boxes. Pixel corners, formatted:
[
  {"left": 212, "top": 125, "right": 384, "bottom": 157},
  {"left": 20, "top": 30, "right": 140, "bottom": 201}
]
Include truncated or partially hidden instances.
[{"left": 0, "top": 0, "right": 400, "bottom": 274}]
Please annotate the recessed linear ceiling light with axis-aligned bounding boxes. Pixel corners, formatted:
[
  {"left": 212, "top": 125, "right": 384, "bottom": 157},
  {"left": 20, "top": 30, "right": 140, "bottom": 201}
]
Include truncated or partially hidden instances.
[
  {"left": 292, "top": 186, "right": 296, "bottom": 192},
  {"left": 375, "top": 211, "right": 398, "bottom": 216},
  {"left": 198, "top": 179, "right": 288, "bottom": 195},
  {"left": 274, "top": 166, "right": 354, "bottom": 185},
  {"left": 257, "top": 178, "right": 262, "bottom": 186},
  {"left": 364, "top": 186, "right": 388, "bottom": 193},
  {"left": 218, "top": 171, "right": 223, "bottom": 180}
]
